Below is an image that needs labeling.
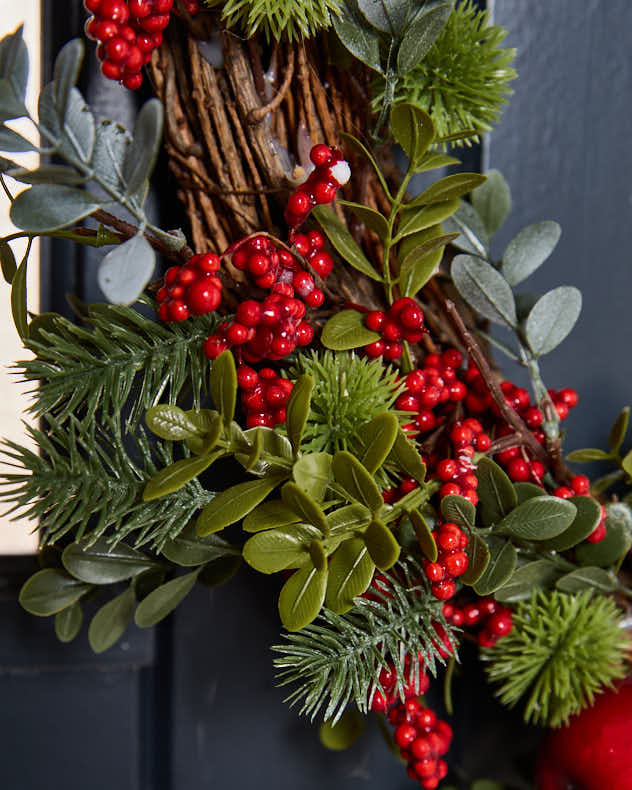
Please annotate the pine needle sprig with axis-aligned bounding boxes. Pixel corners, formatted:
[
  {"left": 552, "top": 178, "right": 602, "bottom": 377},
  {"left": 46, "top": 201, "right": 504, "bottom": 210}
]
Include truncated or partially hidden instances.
[
  {"left": 372, "top": 0, "right": 517, "bottom": 145},
  {"left": 18, "top": 302, "right": 218, "bottom": 433},
  {"left": 0, "top": 417, "right": 215, "bottom": 550},
  {"left": 290, "top": 351, "right": 404, "bottom": 455},
  {"left": 482, "top": 590, "right": 628, "bottom": 728},
  {"left": 272, "top": 561, "right": 457, "bottom": 723},
  {"left": 218, "top": 0, "right": 342, "bottom": 42}
]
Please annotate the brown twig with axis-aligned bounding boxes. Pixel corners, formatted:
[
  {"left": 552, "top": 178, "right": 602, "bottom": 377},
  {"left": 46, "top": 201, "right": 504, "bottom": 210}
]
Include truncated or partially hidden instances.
[
  {"left": 443, "top": 300, "right": 548, "bottom": 464},
  {"left": 91, "top": 209, "right": 193, "bottom": 262},
  {"left": 247, "top": 47, "right": 295, "bottom": 124}
]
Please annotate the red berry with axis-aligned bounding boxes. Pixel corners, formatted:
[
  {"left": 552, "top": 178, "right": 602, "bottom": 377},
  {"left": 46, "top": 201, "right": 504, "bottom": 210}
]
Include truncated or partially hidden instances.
[
  {"left": 507, "top": 457, "right": 530, "bottom": 482},
  {"left": 187, "top": 278, "right": 221, "bottom": 315},
  {"left": 105, "top": 36, "right": 130, "bottom": 62},
  {"left": 439, "top": 483, "right": 461, "bottom": 498},
  {"left": 295, "top": 321, "right": 314, "bottom": 346},
  {"left": 139, "top": 13, "right": 171, "bottom": 32},
  {"left": 430, "top": 579, "right": 456, "bottom": 600},
  {"left": 365, "top": 310, "right": 385, "bottom": 332},
  {"left": 84, "top": 0, "right": 103, "bottom": 11},
  {"left": 475, "top": 433, "right": 492, "bottom": 451},
  {"left": 524, "top": 407, "right": 543, "bottom": 428},
  {"left": 287, "top": 191, "right": 311, "bottom": 216},
  {"left": 424, "top": 562, "right": 444, "bottom": 583},
  {"left": 309, "top": 251, "right": 333, "bottom": 278},
  {"left": 442, "top": 348, "right": 462, "bottom": 368},
  {"left": 365, "top": 340, "right": 384, "bottom": 358},
  {"left": 313, "top": 180, "right": 338, "bottom": 204},
  {"left": 553, "top": 486, "right": 573, "bottom": 499},
  {"left": 414, "top": 757, "right": 438, "bottom": 779},
  {"left": 394, "top": 723, "right": 417, "bottom": 749},
  {"left": 405, "top": 370, "right": 425, "bottom": 392},
  {"left": 436, "top": 459, "right": 457, "bottom": 481},
  {"left": 226, "top": 322, "right": 248, "bottom": 345},
  {"left": 237, "top": 366, "right": 258, "bottom": 390},
  {"left": 463, "top": 603, "right": 481, "bottom": 626},
  {"left": 586, "top": 521, "right": 607, "bottom": 543},
  {"left": 124, "top": 45, "right": 144, "bottom": 72},
  {"left": 305, "top": 289, "right": 324, "bottom": 308},
  {"left": 558, "top": 387, "right": 579, "bottom": 408},
  {"left": 101, "top": 59, "right": 122, "bottom": 80},
  {"left": 310, "top": 144, "right": 332, "bottom": 167},
  {"left": 203, "top": 335, "right": 227, "bottom": 359},
  {"left": 370, "top": 690, "right": 388, "bottom": 713},
  {"left": 128, "top": 0, "right": 152, "bottom": 16},
  {"left": 571, "top": 474, "right": 590, "bottom": 495},
  {"left": 443, "top": 551, "right": 468, "bottom": 578},
  {"left": 399, "top": 305, "right": 424, "bottom": 330},
  {"left": 382, "top": 320, "right": 402, "bottom": 342},
  {"left": 437, "top": 529, "right": 460, "bottom": 552},
  {"left": 100, "top": 0, "right": 130, "bottom": 22}
]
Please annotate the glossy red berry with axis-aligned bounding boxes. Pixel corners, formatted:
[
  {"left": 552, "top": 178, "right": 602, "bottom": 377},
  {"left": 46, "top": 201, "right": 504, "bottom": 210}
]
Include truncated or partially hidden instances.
[
  {"left": 488, "top": 610, "right": 513, "bottom": 637},
  {"left": 571, "top": 474, "right": 590, "bottom": 495}
]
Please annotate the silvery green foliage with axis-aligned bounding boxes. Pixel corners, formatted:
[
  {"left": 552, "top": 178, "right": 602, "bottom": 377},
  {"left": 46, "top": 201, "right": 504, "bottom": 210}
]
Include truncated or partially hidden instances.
[{"left": 0, "top": 28, "right": 178, "bottom": 306}]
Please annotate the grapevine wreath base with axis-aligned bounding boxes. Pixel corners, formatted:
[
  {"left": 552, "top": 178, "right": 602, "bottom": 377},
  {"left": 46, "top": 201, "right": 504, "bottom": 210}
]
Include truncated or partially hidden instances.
[{"left": 0, "top": 2, "right": 631, "bottom": 789}]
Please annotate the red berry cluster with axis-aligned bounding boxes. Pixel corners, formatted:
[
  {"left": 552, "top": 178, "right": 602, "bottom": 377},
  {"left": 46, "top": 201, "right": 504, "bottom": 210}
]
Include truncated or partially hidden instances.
[
  {"left": 369, "top": 660, "right": 430, "bottom": 714},
  {"left": 156, "top": 253, "right": 222, "bottom": 322},
  {"left": 423, "top": 522, "right": 469, "bottom": 601},
  {"left": 83, "top": 0, "right": 198, "bottom": 91},
  {"left": 236, "top": 365, "right": 294, "bottom": 428},
  {"left": 443, "top": 597, "right": 513, "bottom": 647},
  {"left": 203, "top": 233, "right": 328, "bottom": 362},
  {"left": 362, "top": 298, "right": 426, "bottom": 361},
  {"left": 285, "top": 145, "right": 351, "bottom": 233}
]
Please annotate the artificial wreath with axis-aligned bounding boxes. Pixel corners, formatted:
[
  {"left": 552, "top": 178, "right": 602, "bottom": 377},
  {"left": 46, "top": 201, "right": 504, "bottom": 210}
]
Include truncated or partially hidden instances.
[{"left": 0, "top": 1, "right": 630, "bottom": 788}]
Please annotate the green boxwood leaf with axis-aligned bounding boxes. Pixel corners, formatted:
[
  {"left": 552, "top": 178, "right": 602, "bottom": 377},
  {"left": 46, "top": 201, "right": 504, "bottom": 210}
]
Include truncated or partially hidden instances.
[
  {"left": 243, "top": 524, "right": 321, "bottom": 573},
  {"left": 55, "top": 602, "right": 83, "bottom": 643},
  {"left": 286, "top": 374, "right": 313, "bottom": 453},
  {"left": 88, "top": 586, "right": 136, "bottom": 653},
  {"left": 10, "top": 184, "right": 102, "bottom": 233},
  {"left": 364, "top": 518, "right": 400, "bottom": 570},
  {"left": 609, "top": 407, "right": 629, "bottom": 455},
  {"left": 321, "top": 309, "right": 380, "bottom": 351},
  {"left": 399, "top": 244, "right": 450, "bottom": 297},
  {"left": 123, "top": 98, "right": 163, "bottom": 200},
  {"left": 622, "top": 449, "right": 632, "bottom": 479},
  {"left": 514, "top": 482, "right": 545, "bottom": 504},
  {"left": 146, "top": 404, "right": 205, "bottom": 441},
  {"left": 198, "top": 555, "right": 242, "bottom": 587},
  {"left": 472, "top": 537, "right": 517, "bottom": 596},
  {"left": 541, "top": 495, "right": 602, "bottom": 552},
  {"left": 575, "top": 522, "right": 632, "bottom": 568},
  {"left": 281, "top": 481, "right": 329, "bottom": 533},
  {"left": 388, "top": 427, "right": 426, "bottom": 483},
  {"left": 319, "top": 710, "right": 365, "bottom": 750},
  {"left": 135, "top": 569, "right": 200, "bottom": 627},
  {"left": 279, "top": 564, "right": 328, "bottom": 631},
  {"left": 502, "top": 221, "right": 561, "bottom": 287},
  {"left": 333, "top": 450, "right": 383, "bottom": 512},
  {"left": 494, "top": 560, "right": 559, "bottom": 602},
  {"left": 397, "top": 3, "right": 452, "bottom": 73},
  {"left": 293, "top": 452, "right": 333, "bottom": 502},
  {"left": 19, "top": 568, "right": 92, "bottom": 616},
  {"left": 566, "top": 447, "right": 612, "bottom": 463},
  {"left": 197, "top": 474, "right": 286, "bottom": 535},
  {"left": 210, "top": 349, "right": 237, "bottom": 427},
  {"left": 451, "top": 255, "right": 517, "bottom": 328},
  {"left": 143, "top": 451, "right": 222, "bottom": 502},
  {"left": 243, "top": 500, "right": 302, "bottom": 533},
  {"left": 333, "top": 0, "right": 383, "bottom": 73},
  {"left": 361, "top": 412, "right": 399, "bottom": 474},
  {"left": 525, "top": 287, "right": 582, "bottom": 357},
  {"left": 409, "top": 173, "right": 487, "bottom": 207},
  {"left": 395, "top": 199, "right": 460, "bottom": 241},
  {"left": 235, "top": 427, "right": 293, "bottom": 476},
  {"left": 440, "top": 495, "right": 475, "bottom": 530},
  {"left": 495, "top": 496, "right": 576, "bottom": 541},
  {"left": 415, "top": 151, "right": 461, "bottom": 172},
  {"left": 325, "top": 537, "right": 374, "bottom": 613},
  {"left": 460, "top": 532, "right": 490, "bottom": 585},
  {"left": 390, "top": 103, "right": 435, "bottom": 166},
  {"left": 556, "top": 567, "right": 616, "bottom": 594},
  {"left": 62, "top": 539, "right": 156, "bottom": 584},
  {"left": 97, "top": 233, "right": 156, "bottom": 306},
  {"left": 339, "top": 200, "right": 388, "bottom": 240},
  {"left": 327, "top": 503, "right": 371, "bottom": 535},
  {"left": 161, "top": 523, "right": 240, "bottom": 566},
  {"left": 409, "top": 509, "right": 437, "bottom": 561},
  {"left": 471, "top": 169, "right": 511, "bottom": 237},
  {"left": 313, "top": 205, "right": 382, "bottom": 281},
  {"left": 476, "top": 457, "right": 517, "bottom": 526}
]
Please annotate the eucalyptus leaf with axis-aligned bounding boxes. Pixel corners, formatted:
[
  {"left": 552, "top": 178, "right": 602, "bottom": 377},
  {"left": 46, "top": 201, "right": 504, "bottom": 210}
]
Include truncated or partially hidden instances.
[
  {"left": 197, "top": 474, "right": 286, "bottom": 535},
  {"left": 10, "top": 184, "right": 101, "bottom": 233},
  {"left": 525, "top": 287, "right": 582, "bottom": 357},
  {"left": 281, "top": 481, "right": 329, "bottom": 533},
  {"left": 286, "top": 374, "right": 313, "bottom": 453},
  {"left": 333, "top": 0, "right": 383, "bottom": 73},
  {"left": 476, "top": 457, "right": 517, "bottom": 526},
  {"left": 408, "top": 509, "right": 437, "bottom": 561},
  {"left": 134, "top": 569, "right": 200, "bottom": 628},
  {"left": 440, "top": 495, "right": 475, "bottom": 530},
  {"left": 494, "top": 560, "right": 559, "bottom": 602},
  {"left": 339, "top": 200, "right": 388, "bottom": 240},
  {"left": 0, "top": 125, "right": 35, "bottom": 152},
  {"left": 88, "top": 586, "right": 136, "bottom": 653},
  {"left": 472, "top": 537, "right": 517, "bottom": 596},
  {"left": 541, "top": 495, "right": 602, "bottom": 552},
  {"left": 321, "top": 309, "right": 380, "bottom": 351},
  {"left": 7, "top": 164, "right": 85, "bottom": 185},
  {"left": 357, "top": 0, "right": 410, "bottom": 33},
  {"left": 397, "top": 2, "right": 452, "bottom": 73},
  {"left": 502, "top": 221, "right": 561, "bottom": 287},
  {"left": 123, "top": 98, "right": 164, "bottom": 200},
  {"left": 38, "top": 83, "right": 95, "bottom": 162},
  {"left": 55, "top": 602, "right": 83, "bottom": 643},
  {"left": 161, "top": 523, "right": 240, "bottom": 566},
  {"left": 279, "top": 564, "right": 328, "bottom": 631},
  {"left": 313, "top": 205, "right": 382, "bottom": 281},
  {"left": 395, "top": 199, "right": 460, "bottom": 240},
  {"left": 325, "top": 537, "right": 374, "bottom": 613},
  {"left": 364, "top": 519, "right": 400, "bottom": 570},
  {"left": 210, "top": 349, "right": 237, "bottom": 427},
  {"left": 460, "top": 532, "right": 490, "bottom": 585},
  {"left": 98, "top": 233, "right": 156, "bottom": 306},
  {"left": 143, "top": 452, "right": 221, "bottom": 502},
  {"left": 471, "top": 169, "right": 511, "bottom": 237},
  {"left": 451, "top": 255, "right": 517, "bottom": 328},
  {"left": 19, "top": 568, "right": 92, "bottom": 617},
  {"left": 293, "top": 452, "right": 332, "bottom": 502},
  {"left": 361, "top": 412, "right": 399, "bottom": 474},
  {"left": 91, "top": 120, "right": 133, "bottom": 193},
  {"left": 243, "top": 524, "right": 321, "bottom": 573},
  {"left": 442, "top": 200, "right": 489, "bottom": 257},
  {"left": 408, "top": 173, "right": 487, "bottom": 207},
  {"left": 390, "top": 103, "right": 435, "bottom": 165},
  {"left": 556, "top": 567, "right": 616, "bottom": 594},
  {"left": 0, "top": 25, "right": 29, "bottom": 120},
  {"left": 62, "top": 539, "right": 156, "bottom": 584},
  {"left": 53, "top": 38, "right": 84, "bottom": 124},
  {"left": 332, "top": 450, "right": 383, "bottom": 512},
  {"left": 495, "top": 496, "right": 576, "bottom": 541}
]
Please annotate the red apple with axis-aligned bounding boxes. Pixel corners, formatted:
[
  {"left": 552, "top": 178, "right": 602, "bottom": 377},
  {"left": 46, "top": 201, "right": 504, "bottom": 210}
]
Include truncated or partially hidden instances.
[{"left": 536, "top": 680, "right": 632, "bottom": 790}]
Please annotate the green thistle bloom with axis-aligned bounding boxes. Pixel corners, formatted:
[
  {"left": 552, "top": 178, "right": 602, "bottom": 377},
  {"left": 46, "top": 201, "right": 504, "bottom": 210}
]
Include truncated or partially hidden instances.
[
  {"left": 373, "top": 0, "right": 517, "bottom": 145},
  {"left": 216, "top": 0, "right": 342, "bottom": 42},
  {"left": 482, "top": 590, "right": 628, "bottom": 728}
]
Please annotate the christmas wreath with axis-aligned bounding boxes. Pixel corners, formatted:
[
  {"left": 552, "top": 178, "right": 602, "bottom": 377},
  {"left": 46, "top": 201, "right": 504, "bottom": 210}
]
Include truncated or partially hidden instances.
[{"left": 0, "top": 2, "right": 630, "bottom": 788}]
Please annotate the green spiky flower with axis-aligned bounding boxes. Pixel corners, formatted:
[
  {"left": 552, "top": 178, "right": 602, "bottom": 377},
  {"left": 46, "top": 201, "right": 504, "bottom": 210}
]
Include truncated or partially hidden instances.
[
  {"left": 373, "top": 0, "right": 517, "bottom": 145},
  {"left": 290, "top": 351, "right": 404, "bottom": 455},
  {"left": 216, "top": 0, "right": 342, "bottom": 42},
  {"left": 482, "top": 591, "right": 628, "bottom": 728}
]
